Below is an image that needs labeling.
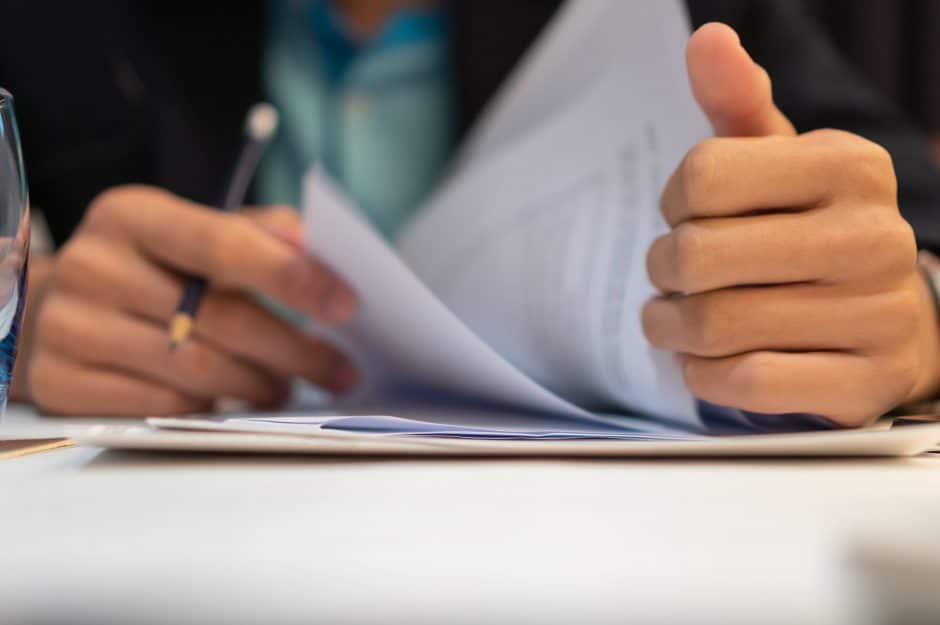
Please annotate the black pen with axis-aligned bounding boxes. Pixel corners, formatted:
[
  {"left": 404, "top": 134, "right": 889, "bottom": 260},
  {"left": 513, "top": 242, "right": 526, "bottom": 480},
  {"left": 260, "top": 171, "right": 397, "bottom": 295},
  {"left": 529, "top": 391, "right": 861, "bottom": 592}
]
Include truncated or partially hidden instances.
[{"left": 168, "top": 102, "right": 279, "bottom": 351}]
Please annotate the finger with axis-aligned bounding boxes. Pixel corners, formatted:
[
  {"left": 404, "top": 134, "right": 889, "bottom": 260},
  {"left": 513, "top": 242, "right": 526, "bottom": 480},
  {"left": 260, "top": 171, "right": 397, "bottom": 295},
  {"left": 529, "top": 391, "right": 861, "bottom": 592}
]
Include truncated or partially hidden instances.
[
  {"left": 55, "top": 237, "right": 186, "bottom": 318},
  {"left": 679, "top": 351, "right": 911, "bottom": 427},
  {"left": 54, "top": 240, "right": 357, "bottom": 393},
  {"left": 686, "top": 22, "right": 795, "bottom": 137},
  {"left": 196, "top": 291, "right": 357, "bottom": 394},
  {"left": 648, "top": 214, "right": 822, "bottom": 294},
  {"left": 648, "top": 206, "right": 913, "bottom": 294},
  {"left": 86, "top": 187, "right": 357, "bottom": 324},
  {"left": 642, "top": 285, "right": 915, "bottom": 357},
  {"left": 39, "top": 294, "right": 289, "bottom": 406},
  {"left": 31, "top": 350, "right": 211, "bottom": 417},
  {"left": 660, "top": 135, "right": 825, "bottom": 228},
  {"left": 241, "top": 205, "right": 303, "bottom": 248},
  {"left": 659, "top": 131, "right": 895, "bottom": 227}
]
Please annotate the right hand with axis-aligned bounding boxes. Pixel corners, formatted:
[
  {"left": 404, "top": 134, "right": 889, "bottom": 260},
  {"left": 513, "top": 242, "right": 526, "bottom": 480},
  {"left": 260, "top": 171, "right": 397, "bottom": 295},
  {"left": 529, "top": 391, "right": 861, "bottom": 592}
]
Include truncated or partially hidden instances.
[{"left": 28, "top": 185, "right": 358, "bottom": 416}]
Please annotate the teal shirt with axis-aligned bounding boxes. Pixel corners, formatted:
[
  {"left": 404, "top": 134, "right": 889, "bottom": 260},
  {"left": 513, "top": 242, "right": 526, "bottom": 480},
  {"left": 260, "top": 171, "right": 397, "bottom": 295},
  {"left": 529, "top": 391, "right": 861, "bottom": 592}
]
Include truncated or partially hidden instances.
[{"left": 258, "top": 0, "right": 455, "bottom": 238}]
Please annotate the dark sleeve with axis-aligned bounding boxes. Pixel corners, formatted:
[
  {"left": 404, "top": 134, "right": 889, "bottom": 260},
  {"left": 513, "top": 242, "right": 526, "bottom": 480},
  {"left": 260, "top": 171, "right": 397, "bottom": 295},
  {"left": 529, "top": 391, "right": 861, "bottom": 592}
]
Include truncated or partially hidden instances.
[{"left": 689, "top": 0, "right": 940, "bottom": 252}]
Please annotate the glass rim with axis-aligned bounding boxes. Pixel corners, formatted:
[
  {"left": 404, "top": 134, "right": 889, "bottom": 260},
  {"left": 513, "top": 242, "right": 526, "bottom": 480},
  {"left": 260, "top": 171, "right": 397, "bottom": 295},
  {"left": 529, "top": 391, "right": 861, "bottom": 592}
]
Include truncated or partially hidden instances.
[{"left": 0, "top": 88, "right": 11, "bottom": 107}]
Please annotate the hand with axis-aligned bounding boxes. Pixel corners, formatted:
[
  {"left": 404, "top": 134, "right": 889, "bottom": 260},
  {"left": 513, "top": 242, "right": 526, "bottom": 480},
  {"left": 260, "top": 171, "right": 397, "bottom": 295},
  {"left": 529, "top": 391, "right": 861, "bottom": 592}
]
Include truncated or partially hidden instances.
[
  {"left": 27, "top": 185, "right": 359, "bottom": 416},
  {"left": 642, "top": 23, "right": 940, "bottom": 426}
]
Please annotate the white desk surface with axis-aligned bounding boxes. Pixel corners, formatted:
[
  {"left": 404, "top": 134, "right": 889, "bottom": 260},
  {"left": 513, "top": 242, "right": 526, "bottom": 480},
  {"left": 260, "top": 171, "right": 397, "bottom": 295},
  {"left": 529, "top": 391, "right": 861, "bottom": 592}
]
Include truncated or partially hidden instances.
[{"left": 2, "top": 405, "right": 939, "bottom": 625}]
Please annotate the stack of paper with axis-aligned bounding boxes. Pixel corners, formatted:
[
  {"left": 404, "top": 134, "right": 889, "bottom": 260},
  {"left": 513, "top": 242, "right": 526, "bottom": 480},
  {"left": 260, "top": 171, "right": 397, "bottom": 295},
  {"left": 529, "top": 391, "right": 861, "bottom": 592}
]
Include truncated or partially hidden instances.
[{"left": 70, "top": 417, "right": 940, "bottom": 457}]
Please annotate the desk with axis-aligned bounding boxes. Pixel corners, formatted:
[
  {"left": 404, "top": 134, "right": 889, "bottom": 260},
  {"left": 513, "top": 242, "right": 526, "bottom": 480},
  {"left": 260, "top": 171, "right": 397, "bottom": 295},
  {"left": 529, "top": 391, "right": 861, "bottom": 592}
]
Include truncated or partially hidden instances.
[{"left": 1, "top": 407, "right": 939, "bottom": 625}]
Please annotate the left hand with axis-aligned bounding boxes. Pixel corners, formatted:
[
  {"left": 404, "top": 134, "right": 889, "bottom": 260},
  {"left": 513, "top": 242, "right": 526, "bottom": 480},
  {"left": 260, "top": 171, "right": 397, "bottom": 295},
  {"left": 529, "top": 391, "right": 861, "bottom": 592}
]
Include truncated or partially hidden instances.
[{"left": 642, "top": 23, "right": 940, "bottom": 426}]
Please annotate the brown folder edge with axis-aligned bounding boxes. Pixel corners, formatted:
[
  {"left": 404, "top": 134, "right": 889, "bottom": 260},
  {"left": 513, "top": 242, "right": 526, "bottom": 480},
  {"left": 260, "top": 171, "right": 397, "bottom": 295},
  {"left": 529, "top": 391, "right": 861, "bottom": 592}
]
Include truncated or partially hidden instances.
[{"left": 0, "top": 438, "right": 74, "bottom": 461}]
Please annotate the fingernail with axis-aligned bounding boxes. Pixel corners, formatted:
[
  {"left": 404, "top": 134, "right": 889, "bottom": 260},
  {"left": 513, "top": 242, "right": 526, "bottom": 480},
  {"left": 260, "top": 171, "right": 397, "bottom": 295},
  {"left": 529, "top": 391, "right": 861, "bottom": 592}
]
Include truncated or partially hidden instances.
[
  {"left": 323, "top": 288, "right": 358, "bottom": 324},
  {"left": 331, "top": 363, "right": 358, "bottom": 394}
]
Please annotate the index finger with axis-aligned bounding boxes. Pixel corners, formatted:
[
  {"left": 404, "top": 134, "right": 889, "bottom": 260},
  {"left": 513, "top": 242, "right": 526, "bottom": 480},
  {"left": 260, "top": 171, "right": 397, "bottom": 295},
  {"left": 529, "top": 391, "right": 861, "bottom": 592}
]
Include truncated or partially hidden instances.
[
  {"left": 660, "top": 134, "right": 845, "bottom": 227},
  {"left": 88, "top": 186, "right": 357, "bottom": 323}
]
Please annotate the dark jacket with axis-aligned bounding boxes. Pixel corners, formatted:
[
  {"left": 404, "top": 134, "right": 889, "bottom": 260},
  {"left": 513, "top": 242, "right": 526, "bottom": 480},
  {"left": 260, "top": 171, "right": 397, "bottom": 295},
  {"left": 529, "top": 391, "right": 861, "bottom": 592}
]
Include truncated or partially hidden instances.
[{"left": 2, "top": 1, "right": 940, "bottom": 249}]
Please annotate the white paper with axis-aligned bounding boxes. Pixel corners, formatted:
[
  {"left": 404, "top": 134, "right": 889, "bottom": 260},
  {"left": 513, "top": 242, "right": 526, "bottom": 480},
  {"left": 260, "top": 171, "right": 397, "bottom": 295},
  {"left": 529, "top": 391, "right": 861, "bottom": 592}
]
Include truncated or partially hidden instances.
[
  {"left": 455, "top": 0, "right": 610, "bottom": 164},
  {"left": 81, "top": 419, "right": 940, "bottom": 458},
  {"left": 305, "top": 170, "right": 628, "bottom": 431},
  {"left": 302, "top": 0, "right": 710, "bottom": 432},
  {"left": 230, "top": 415, "right": 702, "bottom": 441},
  {"left": 458, "top": 0, "right": 699, "bottom": 164}
]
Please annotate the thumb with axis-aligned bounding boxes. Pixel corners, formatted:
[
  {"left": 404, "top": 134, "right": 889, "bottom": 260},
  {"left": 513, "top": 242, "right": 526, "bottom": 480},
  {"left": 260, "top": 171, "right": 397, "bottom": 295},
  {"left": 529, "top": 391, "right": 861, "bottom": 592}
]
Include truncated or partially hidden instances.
[{"left": 686, "top": 22, "right": 796, "bottom": 137}]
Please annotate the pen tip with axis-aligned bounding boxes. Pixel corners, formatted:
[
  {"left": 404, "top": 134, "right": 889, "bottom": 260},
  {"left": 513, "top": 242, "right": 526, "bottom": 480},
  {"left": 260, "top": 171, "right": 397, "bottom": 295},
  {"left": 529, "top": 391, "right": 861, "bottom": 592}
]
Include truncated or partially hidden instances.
[{"left": 168, "top": 314, "right": 194, "bottom": 352}]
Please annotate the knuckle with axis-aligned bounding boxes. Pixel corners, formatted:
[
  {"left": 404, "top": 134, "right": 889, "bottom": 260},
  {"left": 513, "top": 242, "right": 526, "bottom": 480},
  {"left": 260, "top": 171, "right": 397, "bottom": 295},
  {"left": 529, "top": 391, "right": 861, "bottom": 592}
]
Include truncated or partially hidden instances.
[
  {"left": 887, "top": 352, "right": 919, "bottom": 396},
  {"left": 807, "top": 127, "right": 855, "bottom": 146},
  {"left": 640, "top": 300, "right": 659, "bottom": 342},
  {"left": 181, "top": 344, "right": 227, "bottom": 388},
  {"left": 263, "top": 205, "right": 300, "bottom": 224},
  {"left": 835, "top": 354, "right": 919, "bottom": 427},
  {"left": 669, "top": 223, "right": 707, "bottom": 292},
  {"left": 242, "top": 205, "right": 298, "bottom": 229},
  {"left": 646, "top": 235, "right": 672, "bottom": 291},
  {"left": 28, "top": 354, "right": 60, "bottom": 411},
  {"left": 679, "top": 297, "right": 725, "bottom": 356},
  {"left": 829, "top": 407, "right": 877, "bottom": 429},
  {"left": 203, "top": 227, "right": 237, "bottom": 283},
  {"left": 207, "top": 216, "right": 298, "bottom": 289},
  {"left": 853, "top": 143, "right": 896, "bottom": 199},
  {"left": 145, "top": 388, "right": 198, "bottom": 416},
  {"left": 269, "top": 252, "right": 305, "bottom": 294},
  {"left": 881, "top": 219, "right": 917, "bottom": 274},
  {"left": 730, "top": 352, "right": 775, "bottom": 402},
  {"left": 680, "top": 139, "right": 722, "bottom": 207},
  {"left": 83, "top": 185, "right": 153, "bottom": 230},
  {"left": 811, "top": 129, "right": 896, "bottom": 198},
  {"left": 862, "top": 140, "right": 894, "bottom": 172},
  {"left": 889, "top": 353, "right": 920, "bottom": 403},
  {"left": 52, "top": 240, "right": 103, "bottom": 293},
  {"left": 864, "top": 215, "right": 916, "bottom": 277},
  {"left": 837, "top": 210, "right": 915, "bottom": 278},
  {"left": 35, "top": 295, "right": 76, "bottom": 342},
  {"left": 204, "top": 216, "right": 255, "bottom": 283},
  {"left": 891, "top": 284, "right": 922, "bottom": 334},
  {"left": 806, "top": 128, "right": 866, "bottom": 157},
  {"left": 680, "top": 357, "right": 711, "bottom": 399},
  {"left": 215, "top": 298, "right": 260, "bottom": 339}
]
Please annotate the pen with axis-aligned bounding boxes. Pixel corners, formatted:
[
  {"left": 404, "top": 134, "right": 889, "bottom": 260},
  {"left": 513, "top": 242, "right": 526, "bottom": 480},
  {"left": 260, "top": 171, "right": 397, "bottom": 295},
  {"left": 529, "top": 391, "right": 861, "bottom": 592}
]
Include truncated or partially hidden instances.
[{"left": 168, "top": 102, "right": 279, "bottom": 351}]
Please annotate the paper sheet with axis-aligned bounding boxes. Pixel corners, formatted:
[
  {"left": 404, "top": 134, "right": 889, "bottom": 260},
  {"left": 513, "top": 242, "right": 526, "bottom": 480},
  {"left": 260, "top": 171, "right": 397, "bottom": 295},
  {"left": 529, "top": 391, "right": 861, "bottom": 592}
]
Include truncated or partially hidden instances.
[
  {"left": 233, "top": 415, "right": 701, "bottom": 441},
  {"left": 399, "top": 45, "right": 707, "bottom": 422},
  {"left": 458, "top": 0, "right": 699, "bottom": 165},
  {"left": 304, "top": 170, "right": 617, "bottom": 430},
  {"left": 303, "top": 0, "right": 710, "bottom": 433}
]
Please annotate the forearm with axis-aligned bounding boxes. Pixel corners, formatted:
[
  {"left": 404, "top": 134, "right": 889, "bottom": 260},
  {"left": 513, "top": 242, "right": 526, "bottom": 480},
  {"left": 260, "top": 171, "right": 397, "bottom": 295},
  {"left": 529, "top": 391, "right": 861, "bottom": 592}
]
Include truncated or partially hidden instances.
[{"left": 10, "top": 254, "right": 55, "bottom": 402}]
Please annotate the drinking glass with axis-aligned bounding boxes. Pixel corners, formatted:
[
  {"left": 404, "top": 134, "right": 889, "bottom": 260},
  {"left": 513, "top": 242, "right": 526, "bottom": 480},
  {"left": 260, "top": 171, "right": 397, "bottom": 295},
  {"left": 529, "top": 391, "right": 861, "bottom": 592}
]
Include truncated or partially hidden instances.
[{"left": 0, "top": 88, "right": 30, "bottom": 417}]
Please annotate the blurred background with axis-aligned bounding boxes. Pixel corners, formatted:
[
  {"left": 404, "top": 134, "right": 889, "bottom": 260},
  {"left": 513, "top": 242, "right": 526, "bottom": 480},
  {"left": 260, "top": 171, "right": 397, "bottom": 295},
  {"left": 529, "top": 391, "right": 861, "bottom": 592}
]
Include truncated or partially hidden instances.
[{"left": 804, "top": 0, "right": 940, "bottom": 165}]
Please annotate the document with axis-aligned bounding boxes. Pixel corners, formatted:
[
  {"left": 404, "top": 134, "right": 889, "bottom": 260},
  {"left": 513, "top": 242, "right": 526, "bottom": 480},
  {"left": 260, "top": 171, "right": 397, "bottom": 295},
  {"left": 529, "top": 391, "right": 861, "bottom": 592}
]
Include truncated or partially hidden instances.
[
  {"left": 302, "top": 0, "right": 712, "bottom": 434},
  {"left": 305, "top": 170, "right": 627, "bottom": 432}
]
